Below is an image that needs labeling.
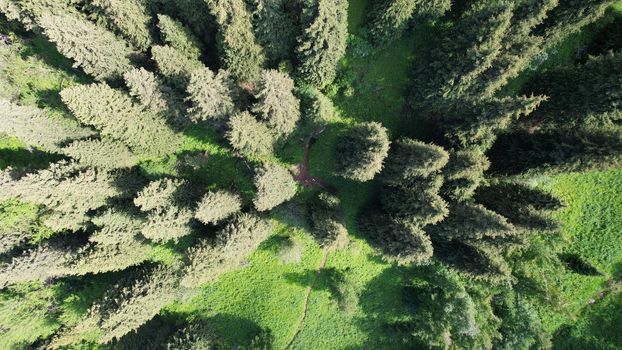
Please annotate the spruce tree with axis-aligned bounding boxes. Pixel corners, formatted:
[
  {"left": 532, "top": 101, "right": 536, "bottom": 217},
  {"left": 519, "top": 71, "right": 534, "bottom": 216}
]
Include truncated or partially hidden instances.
[
  {"left": 253, "top": 163, "right": 298, "bottom": 212},
  {"left": 134, "top": 178, "right": 186, "bottom": 212},
  {"left": 38, "top": 13, "right": 134, "bottom": 81},
  {"left": 0, "top": 0, "right": 81, "bottom": 30},
  {"left": 252, "top": 70, "right": 301, "bottom": 138},
  {"left": 336, "top": 122, "right": 390, "bottom": 182},
  {"left": 83, "top": 0, "right": 154, "bottom": 51},
  {"left": 182, "top": 213, "right": 273, "bottom": 287},
  {"left": 61, "top": 138, "right": 138, "bottom": 170},
  {"left": 441, "top": 149, "right": 490, "bottom": 202},
  {"left": 61, "top": 82, "right": 182, "bottom": 157},
  {"left": 195, "top": 190, "right": 242, "bottom": 225},
  {"left": 157, "top": 14, "right": 203, "bottom": 59},
  {"left": 163, "top": 322, "right": 214, "bottom": 350},
  {"left": 151, "top": 45, "right": 204, "bottom": 89},
  {"left": 186, "top": 67, "right": 238, "bottom": 127},
  {"left": 0, "top": 241, "right": 74, "bottom": 288},
  {"left": 307, "top": 192, "right": 348, "bottom": 248},
  {"left": 380, "top": 187, "right": 448, "bottom": 227},
  {"left": 207, "top": 0, "right": 266, "bottom": 82},
  {"left": 226, "top": 111, "right": 275, "bottom": 157},
  {"left": 0, "top": 161, "right": 121, "bottom": 232},
  {"left": 296, "top": 0, "right": 348, "bottom": 88},
  {"left": 298, "top": 84, "right": 336, "bottom": 125},
  {"left": 427, "top": 203, "right": 515, "bottom": 242},
  {"left": 0, "top": 99, "right": 93, "bottom": 153},
  {"left": 381, "top": 138, "right": 449, "bottom": 187},
  {"left": 124, "top": 68, "right": 183, "bottom": 116},
  {"left": 249, "top": 0, "right": 298, "bottom": 63}
]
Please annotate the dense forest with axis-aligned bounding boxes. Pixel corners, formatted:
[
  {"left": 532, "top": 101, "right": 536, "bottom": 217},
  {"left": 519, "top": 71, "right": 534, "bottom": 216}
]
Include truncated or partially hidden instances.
[{"left": 0, "top": 0, "right": 622, "bottom": 349}]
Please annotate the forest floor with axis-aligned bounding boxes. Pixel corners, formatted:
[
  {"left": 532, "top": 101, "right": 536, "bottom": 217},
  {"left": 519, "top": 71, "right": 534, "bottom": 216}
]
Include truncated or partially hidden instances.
[{"left": 2, "top": 0, "right": 622, "bottom": 349}]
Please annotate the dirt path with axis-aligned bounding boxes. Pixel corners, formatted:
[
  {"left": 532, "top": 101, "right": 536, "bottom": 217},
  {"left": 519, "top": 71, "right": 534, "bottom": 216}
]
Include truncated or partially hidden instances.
[
  {"left": 290, "top": 127, "right": 336, "bottom": 194},
  {"left": 283, "top": 248, "right": 330, "bottom": 350}
]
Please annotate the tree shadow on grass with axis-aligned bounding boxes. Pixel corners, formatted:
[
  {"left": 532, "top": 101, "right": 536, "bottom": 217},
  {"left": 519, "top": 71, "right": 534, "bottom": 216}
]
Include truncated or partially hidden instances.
[{"left": 0, "top": 147, "right": 63, "bottom": 171}]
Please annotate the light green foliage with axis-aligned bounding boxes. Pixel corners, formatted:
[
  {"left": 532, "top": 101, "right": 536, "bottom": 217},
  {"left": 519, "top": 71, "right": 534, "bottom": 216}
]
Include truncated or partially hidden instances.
[
  {"left": 493, "top": 292, "right": 551, "bottom": 350},
  {"left": 61, "top": 82, "right": 182, "bottom": 157},
  {"left": 359, "top": 214, "right": 433, "bottom": 265},
  {"left": 157, "top": 14, "right": 202, "bottom": 59},
  {"left": 84, "top": 0, "right": 154, "bottom": 50},
  {"left": 336, "top": 121, "right": 390, "bottom": 182},
  {"left": 0, "top": 241, "right": 73, "bottom": 288},
  {"left": 307, "top": 193, "right": 348, "bottom": 248},
  {"left": 226, "top": 111, "right": 275, "bottom": 157},
  {"left": 0, "top": 161, "right": 121, "bottom": 231},
  {"left": 249, "top": 0, "right": 297, "bottom": 63},
  {"left": 62, "top": 138, "right": 138, "bottom": 169},
  {"left": 381, "top": 138, "right": 448, "bottom": 186},
  {"left": 182, "top": 213, "right": 273, "bottom": 287},
  {"left": 252, "top": 70, "right": 301, "bottom": 138},
  {"left": 0, "top": 201, "right": 45, "bottom": 255},
  {"left": 252, "top": 163, "right": 297, "bottom": 212},
  {"left": 441, "top": 149, "right": 491, "bottom": 202},
  {"left": 134, "top": 178, "right": 185, "bottom": 212},
  {"left": 187, "top": 67, "right": 238, "bottom": 126},
  {"left": 124, "top": 67, "right": 183, "bottom": 115},
  {"left": 0, "top": 0, "right": 80, "bottom": 29},
  {"left": 151, "top": 45, "right": 204, "bottom": 88},
  {"left": 208, "top": 0, "right": 266, "bottom": 82},
  {"left": 296, "top": 0, "right": 348, "bottom": 88},
  {"left": 195, "top": 190, "right": 242, "bottom": 225},
  {"left": 298, "top": 84, "right": 336, "bottom": 125},
  {"left": 38, "top": 13, "right": 134, "bottom": 80},
  {"left": 0, "top": 99, "right": 93, "bottom": 152}
]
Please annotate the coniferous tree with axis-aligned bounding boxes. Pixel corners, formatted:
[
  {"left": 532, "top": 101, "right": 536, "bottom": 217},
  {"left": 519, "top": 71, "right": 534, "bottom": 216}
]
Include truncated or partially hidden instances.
[
  {"left": 182, "top": 213, "right": 273, "bottom": 287},
  {"left": 380, "top": 187, "right": 448, "bottom": 227},
  {"left": 124, "top": 67, "right": 183, "bottom": 116},
  {"left": 226, "top": 111, "right": 275, "bottom": 157},
  {"left": 186, "top": 67, "right": 238, "bottom": 127},
  {"left": 307, "top": 193, "right": 348, "bottom": 248},
  {"left": 0, "top": 99, "right": 93, "bottom": 153},
  {"left": 83, "top": 0, "right": 154, "bottom": 50},
  {"left": 0, "top": 241, "right": 74, "bottom": 288},
  {"left": 61, "top": 83, "right": 182, "bottom": 157},
  {"left": 38, "top": 13, "right": 134, "bottom": 81},
  {"left": 151, "top": 45, "right": 204, "bottom": 89},
  {"left": 248, "top": 0, "right": 298, "bottom": 63},
  {"left": 0, "top": 0, "right": 81, "bottom": 30},
  {"left": 195, "top": 190, "right": 242, "bottom": 225},
  {"left": 336, "top": 122, "right": 390, "bottom": 182},
  {"left": 207, "top": 0, "right": 266, "bottom": 82},
  {"left": 163, "top": 322, "right": 214, "bottom": 350},
  {"left": 298, "top": 84, "right": 336, "bottom": 125},
  {"left": 252, "top": 70, "right": 301, "bottom": 138},
  {"left": 441, "top": 149, "right": 490, "bottom": 202},
  {"left": 381, "top": 138, "right": 449, "bottom": 187},
  {"left": 61, "top": 138, "right": 138, "bottom": 170},
  {"left": 427, "top": 203, "right": 515, "bottom": 242},
  {"left": 0, "top": 161, "right": 121, "bottom": 231},
  {"left": 253, "top": 163, "right": 297, "bottom": 212},
  {"left": 296, "top": 0, "right": 348, "bottom": 88},
  {"left": 157, "top": 14, "right": 203, "bottom": 59}
]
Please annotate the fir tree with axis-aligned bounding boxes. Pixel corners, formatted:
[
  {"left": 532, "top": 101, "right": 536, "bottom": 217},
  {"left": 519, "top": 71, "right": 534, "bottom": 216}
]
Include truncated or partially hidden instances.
[
  {"left": 380, "top": 187, "right": 448, "bottom": 227},
  {"left": 252, "top": 70, "right": 301, "bottom": 138},
  {"left": 207, "top": 0, "right": 266, "bottom": 82},
  {"left": 226, "top": 111, "right": 275, "bottom": 157},
  {"left": 296, "top": 0, "right": 348, "bottom": 88},
  {"left": 142, "top": 206, "right": 194, "bottom": 242},
  {"left": 253, "top": 163, "right": 298, "bottom": 212},
  {"left": 195, "top": 190, "right": 242, "bottom": 225},
  {"left": 427, "top": 203, "right": 515, "bottom": 242},
  {"left": 0, "top": 0, "right": 81, "bottom": 30},
  {"left": 124, "top": 67, "right": 183, "bottom": 116},
  {"left": 336, "top": 122, "right": 390, "bottom": 182},
  {"left": 248, "top": 0, "right": 298, "bottom": 63},
  {"left": 307, "top": 192, "right": 348, "bottom": 248},
  {"left": 182, "top": 213, "right": 273, "bottom": 287},
  {"left": 38, "top": 13, "right": 134, "bottom": 81},
  {"left": 0, "top": 241, "right": 74, "bottom": 288},
  {"left": 381, "top": 138, "right": 449, "bottom": 187},
  {"left": 61, "top": 82, "right": 182, "bottom": 157},
  {"left": 61, "top": 138, "right": 138, "bottom": 170},
  {"left": 164, "top": 322, "right": 214, "bottom": 350},
  {"left": 151, "top": 45, "right": 204, "bottom": 88},
  {"left": 441, "top": 149, "right": 490, "bottom": 202},
  {"left": 83, "top": 0, "right": 154, "bottom": 50},
  {"left": 134, "top": 178, "right": 186, "bottom": 213},
  {"left": 186, "top": 67, "right": 238, "bottom": 127},
  {"left": 0, "top": 99, "right": 93, "bottom": 153},
  {"left": 157, "top": 14, "right": 203, "bottom": 59}
]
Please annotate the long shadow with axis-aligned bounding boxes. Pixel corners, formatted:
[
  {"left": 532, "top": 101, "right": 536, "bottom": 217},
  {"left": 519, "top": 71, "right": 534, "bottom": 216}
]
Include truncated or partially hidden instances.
[{"left": 0, "top": 147, "right": 63, "bottom": 171}]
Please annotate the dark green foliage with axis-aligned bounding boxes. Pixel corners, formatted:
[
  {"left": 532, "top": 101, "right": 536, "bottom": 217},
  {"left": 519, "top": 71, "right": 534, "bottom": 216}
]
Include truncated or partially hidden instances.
[
  {"left": 227, "top": 111, "right": 275, "bottom": 157},
  {"left": 182, "top": 213, "right": 273, "bottom": 287},
  {"left": 380, "top": 186, "right": 448, "bottom": 227},
  {"left": 186, "top": 67, "right": 238, "bottom": 127},
  {"left": 38, "top": 13, "right": 134, "bottom": 80},
  {"left": 493, "top": 292, "right": 551, "bottom": 349},
  {"left": 297, "top": 84, "right": 336, "bottom": 125},
  {"left": 151, "top": 45, "right": 204, "bottom": 88},
  {"left": 207, "top": 0, "right": 266, "bottom": 82},
  {"left": 359, "top": 213, "right": 433, "bottom": 265},
  {"left": 427, "top": 203, "right": 515, "bottom": 242},
  {"left": 83, "top": 0, "right": 154, "bottom": 50},
  {"left": 336, "top": 122, "right": 390, "bottom": 182},
  {"left": 307, "top": 193, "right": 348, "bottom": 248},
  {"left": 252, "top": 69, "right": 301, "bottom": 138},
  {"left": 441, "top": 149, "right": 490, "bottom": 202},
  {"left": 61, "top": 82, "right": 182, "bottom": 157},
  {"left": 164, "top": 321, "right": 214, "bottom": 349},
  {"left": 157, "top": 14, "right": 202, "bottom": 59},
  {"left": 61, "top": 138, "right": 138, "bottom": 169},
  {"left": 124, "top": 67, "right": 184, "bottom": 116},
  {"left": 381, "top": 138, "right": 448, "bottom": 186},
  {"left": 296, "top": 0, "right": 348, "bottom": 88},
  {"left": 249, "top": 0, "right": 298, "bottom": 63},
  {"left": 0, "top": 0, "right": 81, "bottom": 30},
  {"left": 253, "top": 163, "right": 297, "bottom": 212},
  {"left": 195, "top": 190, "right": 242, "bottom": 225}
]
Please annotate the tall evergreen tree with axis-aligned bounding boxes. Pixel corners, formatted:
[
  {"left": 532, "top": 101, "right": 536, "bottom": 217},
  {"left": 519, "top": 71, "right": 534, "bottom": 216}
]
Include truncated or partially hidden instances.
[
  {"left": 253, "top": 163, "right": 298, "bottom": 212},
  {"left": 307, "top": 192, "right": 348, "bottom": 248},
  {"left": 441, "top": 149, "right": 490, "bottom": 202},
  {"left": 61, "top": 83, "right": 182, "bottom": 157},
  {"left": 248, "top": 0, "right": 298, "bottom": 63},
  {"left": 336, "top": 122, "right": 390, "bottom": 182},
  {"left": 0, "top": 240, "right": 74, "bottom": 288},
  {"left": 296, "top": 0, "right": 348, "bottom": 88},
  {"left": 83, "top": 0, "right": 154, "bottom": 50},
  {"left": 381, "top": 138, "right": 449, "bottom": 187},
  {"left": 151, "top": 45, "right": 204, "bottom": 88},
  {"left": 0, "top": 0, "right": 81, "bottom": 30},
  {"left": 157, "top": 14, "right": 203, "bottom": 59},
  {"left": 207, "top": 0, "right": 266, "bottom": 82},
  {"left": 195, "top": 190, "right": 242, "bottom": 225},
  {"left": 380, "top": 187, "right": 448, "bottom": 227},
  {"left": 124, "top": 67, "right": 183, "bottom": 116},
  {"left": 38, "top": 13, "right": 134, "bottom": 81},
  {"left": 226, "top": 111, "right": 275, "bottom": 157},
  {"left": 61, "top": 138, "right": 138, "bottom": 170},
  {"left": 252, "top": 70, "right": 301, "bottom": 138},
  {"left": 186, "top": 67, "right": 238, "bottom": 127}
]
